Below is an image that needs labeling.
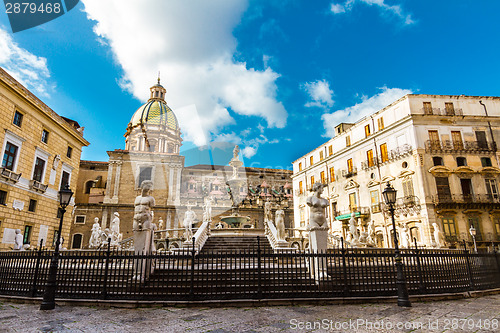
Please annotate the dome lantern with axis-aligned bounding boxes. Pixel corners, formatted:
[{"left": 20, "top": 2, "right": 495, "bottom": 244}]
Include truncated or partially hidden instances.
[{"left": 149, "top": 74, "right": 166, "bottom": 102}]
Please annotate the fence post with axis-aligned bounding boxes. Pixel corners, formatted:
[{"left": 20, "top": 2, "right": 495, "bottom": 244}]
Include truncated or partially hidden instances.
[
  {"left": 341, "top": 237, "right": 349, "bottom": 296},
  {"left": 414, "top": 238, "right": 425, "bottom": 294},
  {"left": 30, "top": 239, "right": 44, "bottom": 297},
  {"left": 463, "top": 240, "right": 474, "bottom": 291},
  {"left": 101, "top": 238, "right": 111, "bottom": 300},
  {"left": 189, "top": 236, "right": 195, "bottom": 299},
  {"left": 257, "top": 236, "right": 262, "bottom": 299},
  {"left": 494, "top": 245, "right": 500, "bottom": 273}
]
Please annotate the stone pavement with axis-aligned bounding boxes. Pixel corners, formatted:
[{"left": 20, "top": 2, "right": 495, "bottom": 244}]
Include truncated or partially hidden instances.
[{"left": 0, "top": 295, "right": 499, "bottom": 332}]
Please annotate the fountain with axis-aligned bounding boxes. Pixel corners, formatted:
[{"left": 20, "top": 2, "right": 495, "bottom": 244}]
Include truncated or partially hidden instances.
[{"left": 220, "top": 145, "right": 251, "bottom": 228}]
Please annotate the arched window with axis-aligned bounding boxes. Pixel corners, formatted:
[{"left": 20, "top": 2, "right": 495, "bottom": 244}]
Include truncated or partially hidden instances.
[
  {"left": 84, "top": 180, "right": 94, "bottom": 194},
  {"left": 72, "top": 234, "right": 83, "bottom": 249}
]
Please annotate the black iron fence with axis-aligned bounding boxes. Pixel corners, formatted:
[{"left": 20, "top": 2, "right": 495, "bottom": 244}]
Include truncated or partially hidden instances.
[{"left": 1, "top": 244, "right": 499, "bottom": 301}]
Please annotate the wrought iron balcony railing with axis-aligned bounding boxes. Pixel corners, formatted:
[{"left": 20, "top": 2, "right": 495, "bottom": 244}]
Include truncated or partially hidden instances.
[
  {"left": 432, "top": 194, "right": 500, "bottom": 204},
  {"left": 425, "top": 140, "right": 496, "bottom": 153},
  {"left": 342, "top": 167, "right": 357, "bottom": 178},
  {"left": 361, "top": 144, "right": 412, "bottom": 170}
]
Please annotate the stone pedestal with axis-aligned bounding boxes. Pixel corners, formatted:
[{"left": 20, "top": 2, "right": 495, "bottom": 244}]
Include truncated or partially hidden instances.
[
  {"left": 133, "top": 228, "right": 154, "bottom": 282},
  {"left": 308, "top": 226, "right": 329, "bottom": 281}
]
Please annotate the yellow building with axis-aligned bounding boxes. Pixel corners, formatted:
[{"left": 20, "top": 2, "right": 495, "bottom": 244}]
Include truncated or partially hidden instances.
[{"left": 0, "top": 67, "right": 89, "bottom": 250}]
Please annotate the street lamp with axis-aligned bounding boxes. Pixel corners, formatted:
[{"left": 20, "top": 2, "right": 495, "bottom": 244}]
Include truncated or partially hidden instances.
[
  {"left": 382, "top": 182, "right": 411, "bottom": 307},
  {"left": 40, "top": 184, "right": 73, "bottom": 310},
  {"left": 469, "top": 225, "right": 477, "bottom": 253}
]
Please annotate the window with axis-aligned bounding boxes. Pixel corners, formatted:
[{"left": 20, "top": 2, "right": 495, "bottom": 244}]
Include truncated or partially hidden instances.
[
  {"left": 138, "top": 167, "right": 152, "bottom": 187},
  {"left": 72, "top": 234, "right": 83, "bottom": 249},
  {"left": 444, "top": 102, "right": 455, "bottom": 115},
  {"left": 423, "top": 102, "right": 433, "bottom": 114},
  {"left": 32, "top": 157, "right": 46, "bottom": 182},
  {"left": 300, "top": 207, "right": 305, "bottom": 225},
  {"left": 380, "top": 143, "right": 388, "bottom": 163},
  {"left": 346, "top": 136, "right": 351, "bottom": 147},
  {"left": 402, "top": 178, "right": 414, "bottom": 198},
  {"left": 310, "top": 156, "right": 314, "bottom": 166},
  {"left": 41, "top": 130, "right": 49, "bottom": 144},
  {"left": 0, "top": 190, "right": 7, "bottom": 205},
  {"left": 319, "top": 151, "right": 324, "bottom": 161},
  {"left": 320, "top": 171, "right": 326, "bottom": 184},
  {"left": 432, "top": 156, "right": 444, "bottom": 166},
  {"left": 75, "top": 216, "right": 86, "bottom": 224},
  {"left": 442, "top": 217, "right": 457, "bottom": 238},
  {"left": 485, "top": 179, "right": 499, "bottom": 200},
  {"left": 451, "top": 131, "right": 463, "bottom": 149},
  {"left": 435, "top": 177, "right": 451, "bottom": 200},
  {"left": 481, "top": 157, "right": 492, "bottom": 167},
  {"left": 310, "top": 176, "right": 315, "bottom": 185},
  {"left": 468, "top": 217, "right": 482, "bottom": 241},
  {"left": 23, "top": 225, "right": 32, "bottom": 244},
  {"left": 366, "top": 149, "right": 374, "bottom": 167},
  {"left": 329, "top": 167, "right": 335, "bottom": 182},
  {"left": 460, "top": 178, "right": 473, "bottom": 201},
  {"left": 347, "top": 158, "right": 353, "bottom": 173},
  {"left": 476, "top": 131, "right": 488, "bottom": 149},
  {"left": 299, "top": 181, "right": 303, "bottom": 194},
  {"left": 349, "top": 192, "right": 357, "bottom": 212},
  {"left": 2, "top": 142, "right": 18, "bottom": 171},
  {"left": 331, "top": 202, "right": 338, "bottom": 217},
  {"left": 28, "top": 199, "right": 37, "bottom": 212},
  {"left": 428, "top": 130, "right": 440, "bottom": 149},
  {"left": 84, "top": 180, "right": 94, "bottom": 194},
  {"left": 364, "top": 124, "right": 371, "bottom": 137},
  {"left": 370, "top": 190, "right": 379, "bottom": 212},
  {"left": 377, "top": 117, "right": 384, "bottom": 131},
  {"left": 328, "top": 145, "right": 333, "bottom": 156},
  {"left": 456, "top": 157, "right": 467, "bottom": 167},
  {"left": 60, "top": 171, "right": 70, "bottom": 190},
  {"left": 66, "top": 146, "right": 73, "bottom": 158},
  {"left": 13, "top": 111, "right": 23, "bottom": 127},
  {"left": 298, "top": 162, "right": 302, "bottom": 171}
]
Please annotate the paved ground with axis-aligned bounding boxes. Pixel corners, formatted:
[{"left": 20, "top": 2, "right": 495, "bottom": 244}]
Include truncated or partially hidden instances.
[{"left": 0, "top": 295, "right": 499, "bottom": 332}]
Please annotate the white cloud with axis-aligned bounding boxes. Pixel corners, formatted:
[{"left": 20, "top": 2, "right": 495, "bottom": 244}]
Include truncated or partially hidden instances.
[
  {"left": 0, "top": 27, "right": 52, "bottom": 97},
  {"left": 303, "top": 79, "right": 334, "bottom": 109},
  {"left": 242, "top": 146, "right": 257, "bottom": 158},
  {"left": 330, "top": 0, "right": 414, "bottom": 25},
  {"left": 322, "top": 86, "right": 412, "bottom": 137},
  {"left": 81, "top": 0, "right": 287, "bottom": 146}
]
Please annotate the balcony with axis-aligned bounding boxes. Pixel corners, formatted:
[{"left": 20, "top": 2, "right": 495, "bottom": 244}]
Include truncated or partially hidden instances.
[
  {"left": 361, "top": 144, "right": 412, "bottom": 170},
  {"left": 420, "top": 107, "right": 463, "bottom": 116},
  {"left": 425, "top": 140, "right": 496, "bottom": 153},
  {"left": 381, "top": 195, "right": 421, "bottom": 217},
  {"left": 0, "top": 167, "right": 21, "bottom": 183},
  {"left": 432, "top": 194, "right": 500, "bottom": 209},
  {"left": 371, "top": 203, "right": 381, "bottom": 213},
  {"left": 335, "top": 206, "right": 370, "bottom": 220},
  {"left": 342, "top": 167, "right": 357, "bottom": 178},
  {"left": 29, "top": 180, "right": 48, "bottom": 193}
]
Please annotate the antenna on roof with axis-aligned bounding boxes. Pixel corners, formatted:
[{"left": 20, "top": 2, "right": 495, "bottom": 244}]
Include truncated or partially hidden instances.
[{"left": 157, "top": 71, "right": 161, "bottom": 84}]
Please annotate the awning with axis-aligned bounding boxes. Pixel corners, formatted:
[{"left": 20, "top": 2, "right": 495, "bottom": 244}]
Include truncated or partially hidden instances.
[{"left": 335, "top": 212, "right": 360, "bottom": 220}]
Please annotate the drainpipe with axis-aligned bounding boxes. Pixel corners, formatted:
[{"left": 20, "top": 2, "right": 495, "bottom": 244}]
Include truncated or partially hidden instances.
[{"left": 479, "top": 100, "right": 499, "bottom": 165}]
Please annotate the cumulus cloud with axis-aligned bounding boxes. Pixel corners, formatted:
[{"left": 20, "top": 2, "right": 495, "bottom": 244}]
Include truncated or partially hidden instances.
[
  {"left": 81, "top": 0, "right": 287, "bottom": 146},
  {"left": 330, "top": 0, "right": 414, "bottom": 25},
  {"left": 242, "top": 146, "right": 257, "bottom": 158},
  {"left": 322, "top": 86, "right": 412, "bottom": 137},
  {"left": 303, "top": 79, "right": 334, "bottom": 109},
  {"left": 0, "top": 27, "right": 52, "bottom": 97}
]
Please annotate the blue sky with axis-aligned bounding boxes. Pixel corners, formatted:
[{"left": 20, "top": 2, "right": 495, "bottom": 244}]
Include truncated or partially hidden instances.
[{"left": 1, "top": 0, "right": 499, "bottom": 170}]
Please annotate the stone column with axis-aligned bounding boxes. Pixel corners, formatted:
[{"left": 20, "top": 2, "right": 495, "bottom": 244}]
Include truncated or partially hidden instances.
[
  {"left": 112, "top": 161, "right": 122, "bottom": 202},
  {"left": 309, "top": 226, "right": 329, "bottom": 281},
  {"left": 104, "top": 161, "right": 115, "bottom": 202},
  {"left": 167, "top": 166, "right": 174, "bottom": 204},
  {"left": 101, "top": 209, "right": 109, "bottom": 229},
  {"left": 174, "top": 166, "right": 182, "bottom": 206}
]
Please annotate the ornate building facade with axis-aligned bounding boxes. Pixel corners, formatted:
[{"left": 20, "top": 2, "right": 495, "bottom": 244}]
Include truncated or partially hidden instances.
[
  {"left": 70, "top": 81, "right": 293, "bottom": 249},
  {"left": 0, "top": 67, "right": 89, "bottom": 250},
  {"left": 292, "top": 94, "right": 500, "bottom": 249}
]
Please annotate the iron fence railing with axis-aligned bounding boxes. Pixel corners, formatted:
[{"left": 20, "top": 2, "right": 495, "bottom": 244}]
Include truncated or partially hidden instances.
[{"left": 0, "top": 243, "right": 499, "bottom": 301}]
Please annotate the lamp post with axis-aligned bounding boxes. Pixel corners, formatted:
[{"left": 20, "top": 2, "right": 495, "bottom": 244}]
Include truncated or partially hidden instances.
[
  {"left": 382, "top": 182, "right": 411, "bottom": 307},
  {"left": 469, "top": 225, "right": 477, "bottom": 253},
  {"left": 40, "top": 184, "right": 73, "bottom": 310}
]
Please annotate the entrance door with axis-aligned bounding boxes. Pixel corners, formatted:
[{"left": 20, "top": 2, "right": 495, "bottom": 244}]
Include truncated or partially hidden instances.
[
  {"left": 460, "top": 178, "right": 473, "bottom": 202},
  {"left": 435, "top": 177, "right": 451, "bottom": 202}
]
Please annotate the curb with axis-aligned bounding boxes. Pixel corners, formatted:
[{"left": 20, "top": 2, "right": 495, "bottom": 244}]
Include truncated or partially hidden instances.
[{"left": 1, "top": 288, "right": 499, "bottom": 308}]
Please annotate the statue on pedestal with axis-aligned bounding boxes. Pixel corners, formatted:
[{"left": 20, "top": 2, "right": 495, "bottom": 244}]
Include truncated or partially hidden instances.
[
  {"left": 203, "top": 196, "right": 213, "bottom": 222},
  {"left": 275, "top": 208, "right": 286, "bottom": 241},
  {"left": 367, "top": 220, "right": 376, "bottom": 246},
  {"left": 89, "top": 218, "right": 102, "bottom": 248},
  {"left": 264, "top": 199, "right": 273, "bottom": 222},
  {"left": 433, "top": 222, "right": 445, "bottom": 248},
  {"left": 306, "top": 182, "right": 329, "bottom": 280},
  {"left": 306, "top": 182, "right": 328, "bottom": 229},
  {"left": 14, "top": 229, "right": 23, "bottom": 250},
  {"left": 183, "top": 206, "right": 197, "bottom": 240},
  {"left": 400, "top": 224, "right": 410, "bottom": 249},
  {"left": 110, "top": 212, "right": 123, "bottom": 248},
  {"left": 347, "top": 213, "right": 359, "bottom": 244},
  {"left": 133, "top": 181, "right": 155, "bottom": 253}
]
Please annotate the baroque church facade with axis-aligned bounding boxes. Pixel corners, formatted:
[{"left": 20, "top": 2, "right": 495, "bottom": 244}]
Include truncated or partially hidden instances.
[{"left": 70, "top": 80, "right": 293, "bottom": 249}]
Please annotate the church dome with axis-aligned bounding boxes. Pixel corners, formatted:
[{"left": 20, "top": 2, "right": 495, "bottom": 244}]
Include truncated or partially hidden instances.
[{"left": 129, "top": 100, "right": 179, "bottom": 130}]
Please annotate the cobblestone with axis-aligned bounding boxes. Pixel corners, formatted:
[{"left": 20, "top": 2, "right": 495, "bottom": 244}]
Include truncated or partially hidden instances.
[{"left": 0, "top": 295, "right": 499, "bottom": 332}]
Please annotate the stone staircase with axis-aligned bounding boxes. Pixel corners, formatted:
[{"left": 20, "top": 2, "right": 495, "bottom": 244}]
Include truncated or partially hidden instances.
[{"left": 200, "top": 235, "right": 273, "bottom": 253}]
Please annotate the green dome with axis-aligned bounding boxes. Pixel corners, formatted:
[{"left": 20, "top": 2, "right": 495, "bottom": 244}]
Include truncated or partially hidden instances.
[{"left": 130, "top": 100, "right": 179, "bottom": 130}]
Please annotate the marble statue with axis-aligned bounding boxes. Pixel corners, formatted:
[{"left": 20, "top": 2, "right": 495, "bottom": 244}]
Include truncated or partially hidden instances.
[
  {"left": 133, "top": 180, "right": 155, "bottom": 253},
  {"left": 89, "top": 218, "right": 102, "bottom": 248},
  {"left": 203, "top": 196, "right": 213, "bottom": 222},
  {"left": 183, "top": 206, "right": 197, "bottom": 240},
  {"left": 306, "top": 182, "right": 329, "bottom": 228},
  {"left": 158, "top": 217, "right": 164, "bottom": 238},
  {"left": 400, "top": 224, "right": 410, "bottom": 249},
  {"left": 52, "top": 154, "right": 61, "bottom": 170},
  {"left": 233, "top": 145, "right": 240, "bottom": 159},
  {"left": 14, "top": 229, "right": 23, "bottom": 250},
  {"left": 264, "top": 199, "right": 273, "bottom": 222},
  {"left": 367, "top": 221, "right": 376, "bottom": 245},
  {"left": 275, "top": 209, "right": 286, "bottom": 240},
  {"left": 433, "top": 222, "right": 445, "bottom": 248},
  {"left": 110, "top": 212, "right": 123, "bottom": 248},
  {"left": 347, "top": 213, "right": 359, "bottom": 243}
]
